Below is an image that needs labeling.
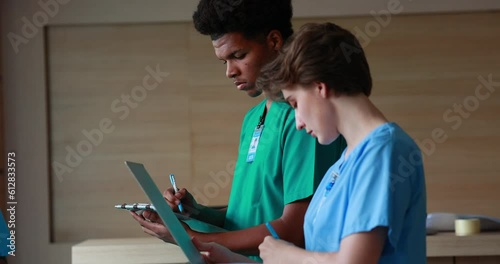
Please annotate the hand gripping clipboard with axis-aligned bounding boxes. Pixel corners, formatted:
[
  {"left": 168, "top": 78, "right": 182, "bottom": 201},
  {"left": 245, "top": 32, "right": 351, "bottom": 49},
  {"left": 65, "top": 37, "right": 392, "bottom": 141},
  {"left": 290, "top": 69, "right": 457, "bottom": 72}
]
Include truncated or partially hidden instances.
[{"left": 125, "top": 161, "right": 205, "bottom": 264}]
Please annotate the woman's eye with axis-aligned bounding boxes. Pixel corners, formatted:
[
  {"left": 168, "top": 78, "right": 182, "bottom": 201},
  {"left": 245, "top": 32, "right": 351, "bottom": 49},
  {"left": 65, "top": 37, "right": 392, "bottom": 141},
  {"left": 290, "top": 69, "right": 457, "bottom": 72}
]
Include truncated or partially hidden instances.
[{"left": 222, "top": 60, "right": 227, "bottom": 65}]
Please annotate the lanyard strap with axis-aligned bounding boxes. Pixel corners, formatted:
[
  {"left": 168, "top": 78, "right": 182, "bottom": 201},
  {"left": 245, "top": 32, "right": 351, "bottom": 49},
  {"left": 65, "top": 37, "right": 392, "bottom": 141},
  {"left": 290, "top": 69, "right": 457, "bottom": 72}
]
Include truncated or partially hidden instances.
[{"left": 246, "top": 106, "right": 268, "bottom": 163}]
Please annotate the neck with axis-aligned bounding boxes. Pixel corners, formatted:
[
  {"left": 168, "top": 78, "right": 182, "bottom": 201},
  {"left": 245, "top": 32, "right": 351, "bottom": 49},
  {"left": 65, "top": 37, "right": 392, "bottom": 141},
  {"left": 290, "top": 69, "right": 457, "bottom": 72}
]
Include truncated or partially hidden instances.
[
  {"left": 265, "top": 98, "right": 272, "bottom": 110},
  {"left": 333, "top": 94, "right": 388, "bottom": 158},
  {"left": 261, "top": 90, "right": 273, "bottom": 110}
]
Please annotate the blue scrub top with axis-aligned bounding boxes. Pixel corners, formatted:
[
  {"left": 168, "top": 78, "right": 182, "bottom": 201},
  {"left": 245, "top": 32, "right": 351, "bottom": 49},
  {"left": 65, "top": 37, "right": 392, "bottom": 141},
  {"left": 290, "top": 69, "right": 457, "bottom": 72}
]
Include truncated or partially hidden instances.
[{"left": 304, "top": 122, "right": 427, "bottom": 264}]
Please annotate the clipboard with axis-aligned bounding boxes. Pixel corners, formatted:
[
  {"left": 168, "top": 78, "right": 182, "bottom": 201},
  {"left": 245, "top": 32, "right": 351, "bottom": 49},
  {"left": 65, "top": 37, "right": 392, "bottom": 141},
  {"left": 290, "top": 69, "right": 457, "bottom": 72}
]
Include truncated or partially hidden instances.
[{"left": 125, "top": 161, "right": 205, "bottom": 264}]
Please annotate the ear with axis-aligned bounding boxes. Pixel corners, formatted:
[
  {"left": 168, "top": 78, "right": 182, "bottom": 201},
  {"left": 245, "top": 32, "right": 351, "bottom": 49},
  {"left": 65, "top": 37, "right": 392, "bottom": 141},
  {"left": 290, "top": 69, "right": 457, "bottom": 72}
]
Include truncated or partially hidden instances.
[
  {"left": 315, "top": 81, "right": 330, "bottom": 99},
  {"left": 266, "top": 30, "right": 284, "bottom": 51}
]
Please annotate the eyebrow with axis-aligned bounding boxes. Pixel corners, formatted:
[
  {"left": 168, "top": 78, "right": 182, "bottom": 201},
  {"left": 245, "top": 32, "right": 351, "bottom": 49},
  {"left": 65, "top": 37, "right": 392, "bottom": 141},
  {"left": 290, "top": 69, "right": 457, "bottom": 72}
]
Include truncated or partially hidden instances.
[{"left": 219, "top": 49, "right": 243, "bottom": 60}]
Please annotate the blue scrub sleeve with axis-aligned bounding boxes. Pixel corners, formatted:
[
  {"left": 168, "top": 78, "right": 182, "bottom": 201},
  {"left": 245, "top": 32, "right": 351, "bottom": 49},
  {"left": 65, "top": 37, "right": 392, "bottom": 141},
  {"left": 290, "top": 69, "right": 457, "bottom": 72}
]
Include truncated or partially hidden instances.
[{"left": 341, "top": 139, "right": 412, "bottom": 250}]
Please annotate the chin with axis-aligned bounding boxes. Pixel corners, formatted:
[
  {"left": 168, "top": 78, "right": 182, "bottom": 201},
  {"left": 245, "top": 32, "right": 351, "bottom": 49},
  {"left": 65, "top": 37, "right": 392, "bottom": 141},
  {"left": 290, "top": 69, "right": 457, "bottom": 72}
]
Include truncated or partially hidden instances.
[
  {"left": 319, "top": 134, "right": 340, "bottom": 146},
  {"left": 318, "top": 139, "right": 329, "bottom": 145},
  {"left": 246, "top": 88, "right": 262, "bottom": 98}
]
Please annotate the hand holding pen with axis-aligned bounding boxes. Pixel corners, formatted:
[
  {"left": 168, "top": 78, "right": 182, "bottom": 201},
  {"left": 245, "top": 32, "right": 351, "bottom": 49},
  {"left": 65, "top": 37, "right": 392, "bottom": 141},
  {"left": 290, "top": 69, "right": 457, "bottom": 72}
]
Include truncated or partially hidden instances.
[{"left": 169, "top": 174, "right": 184, "bottom": 213}]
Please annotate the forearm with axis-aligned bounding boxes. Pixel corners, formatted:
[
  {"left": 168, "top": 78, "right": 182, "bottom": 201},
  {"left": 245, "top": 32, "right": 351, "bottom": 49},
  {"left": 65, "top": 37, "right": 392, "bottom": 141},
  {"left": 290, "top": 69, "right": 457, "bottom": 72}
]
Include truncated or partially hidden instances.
[
  {"left": 195, "top": 217, "right": 303, "bottom": 255},
  {"left": 269, "top": 228, "right": 387, "bottom": 264},
  {"left": 191, "top": 199, "right": 309, "bottom": 255},
  {"left": 191, "top": 205, "right": 227, "bottom": 227},
  {"left": 196, "top": 223, "right": 271, "bottom": 255},
  {"left": 281, "top": 247, "right": 338, "bottom": 264}
]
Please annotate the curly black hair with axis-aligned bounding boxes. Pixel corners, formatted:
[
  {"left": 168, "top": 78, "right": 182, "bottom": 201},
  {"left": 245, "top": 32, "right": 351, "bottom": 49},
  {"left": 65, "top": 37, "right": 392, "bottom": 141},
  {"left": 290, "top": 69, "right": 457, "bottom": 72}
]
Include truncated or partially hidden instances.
[{"left": 193, "top": 0, "right": 293, "bottom": 41}]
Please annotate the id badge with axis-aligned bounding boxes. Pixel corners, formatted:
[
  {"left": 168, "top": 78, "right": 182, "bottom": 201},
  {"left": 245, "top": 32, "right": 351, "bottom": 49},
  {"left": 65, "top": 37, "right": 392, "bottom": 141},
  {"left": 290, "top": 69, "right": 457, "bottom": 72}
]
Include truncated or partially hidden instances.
[{"left": 246, "top": 125, "right": 264, "bottom": 163}]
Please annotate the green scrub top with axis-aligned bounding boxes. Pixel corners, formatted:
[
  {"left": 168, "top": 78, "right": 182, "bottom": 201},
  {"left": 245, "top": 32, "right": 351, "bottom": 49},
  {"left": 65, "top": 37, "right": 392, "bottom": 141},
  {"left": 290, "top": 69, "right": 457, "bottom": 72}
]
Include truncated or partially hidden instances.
[{"left": 224, "top": 99, "right": 346, "bottom": 232}]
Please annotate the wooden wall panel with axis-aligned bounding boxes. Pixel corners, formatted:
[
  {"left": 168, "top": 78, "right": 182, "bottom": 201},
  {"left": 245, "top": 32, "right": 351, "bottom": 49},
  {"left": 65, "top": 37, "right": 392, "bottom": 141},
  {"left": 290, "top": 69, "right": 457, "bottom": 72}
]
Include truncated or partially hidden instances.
[
  {"left": 428, "top": 257, "right": 454, "bottom": 264},
  {"left": 48, "top": 12, "right": 500, "bottom": 242},
  {"left": 48, "top": 24, "right": 194, "bottom": 241},
  {"left": 456, "top": 256, "right": 500, "bottom": 264},
  {"left": 48, "top": 23, "right": 255, "bottom": 242}
]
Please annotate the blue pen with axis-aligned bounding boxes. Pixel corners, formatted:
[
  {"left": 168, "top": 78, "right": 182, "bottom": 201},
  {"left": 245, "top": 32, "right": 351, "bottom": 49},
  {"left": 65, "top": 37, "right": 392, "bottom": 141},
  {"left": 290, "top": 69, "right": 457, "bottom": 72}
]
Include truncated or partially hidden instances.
[
  {"left": 169, "top": 174, "right": 184, "bottom": 213},
  {"left": 265, "top": 222, "right": 280, "bottom": 239}
]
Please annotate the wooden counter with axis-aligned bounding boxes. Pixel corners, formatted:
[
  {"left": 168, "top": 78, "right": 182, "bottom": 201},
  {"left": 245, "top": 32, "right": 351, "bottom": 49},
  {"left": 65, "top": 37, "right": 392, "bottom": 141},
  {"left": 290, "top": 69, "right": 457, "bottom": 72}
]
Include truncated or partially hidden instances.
[
  {"left": 427, "top": 231, "right": 500, "bottom": 257},
  {"left": 72, "top": 237, "right": 188, "bottom": 264},
  {"left": 72, "top": 232, "right": 500, "bottom": 264}
]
